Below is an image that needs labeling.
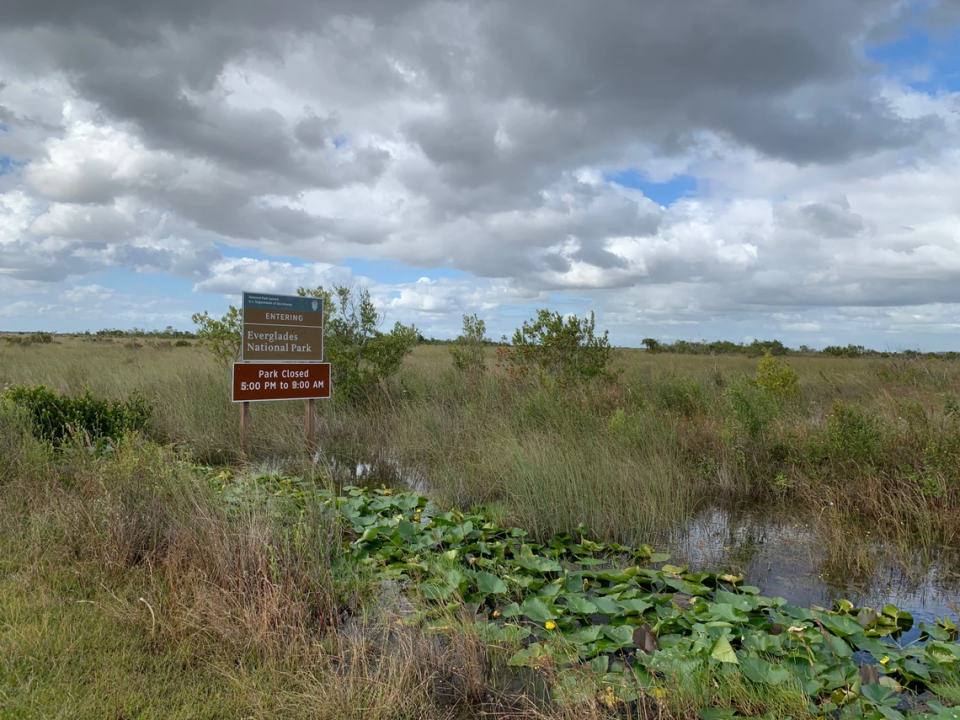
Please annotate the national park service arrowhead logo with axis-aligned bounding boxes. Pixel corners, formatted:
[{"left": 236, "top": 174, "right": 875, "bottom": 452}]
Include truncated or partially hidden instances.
[{"left": 311, "top": 300, "right": 318, "bottom": 312}]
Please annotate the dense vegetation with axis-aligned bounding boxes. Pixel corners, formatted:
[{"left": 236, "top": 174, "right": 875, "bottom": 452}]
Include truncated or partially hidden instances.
[{"left": 1, "top": 303, "right": 959, "bottom": 718}]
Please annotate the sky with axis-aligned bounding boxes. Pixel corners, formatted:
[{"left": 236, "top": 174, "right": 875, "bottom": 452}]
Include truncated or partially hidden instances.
[{"left": 1, "top": 0, "right": 959, "bottom": 349}]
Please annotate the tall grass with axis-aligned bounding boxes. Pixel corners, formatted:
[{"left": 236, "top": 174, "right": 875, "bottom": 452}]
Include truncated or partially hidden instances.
[
  {"left": 2, "top": 346, "right": 958, "bottom": 717},
  {"left": 3, "top": 337, "right": 960, "bottom": 565},
  {"left": 2, "top": 421, "right": 805, "bottom": 719},
  {"left": 0, "top": 427, "right": 552, "bottom": 718}
]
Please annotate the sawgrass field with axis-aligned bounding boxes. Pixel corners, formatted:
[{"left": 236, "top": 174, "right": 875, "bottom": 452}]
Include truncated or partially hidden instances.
[{"left": 1, "top": 335, "right": 959, "bottom": 719}]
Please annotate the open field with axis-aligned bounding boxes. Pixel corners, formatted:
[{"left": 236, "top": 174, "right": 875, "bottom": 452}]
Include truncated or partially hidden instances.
[{"left": 2, "top": 336, "right": 959, "bottom": 718}]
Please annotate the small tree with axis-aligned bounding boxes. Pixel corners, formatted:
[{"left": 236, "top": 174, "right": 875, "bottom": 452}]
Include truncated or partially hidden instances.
[
  {"left": 450, "top": 314, "right": 488, "bottom": 374},
  {"left": 641, "top": 338, "right": 662, "bottom": 353},
  {"left": 499, "top": 310, "right": 614, "bottom": 386},
  {"left": 297, "top": 284, "right": 418, "bottom": 402},
  {"left": 755, "top": 351, "right": 800, "bottom": 403},
  {"left": 191, "top": 306, "right": 242, "bottom": 367}
]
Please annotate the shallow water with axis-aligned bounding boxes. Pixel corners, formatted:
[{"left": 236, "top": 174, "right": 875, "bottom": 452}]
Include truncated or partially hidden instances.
[
  {"left": 667, "top": 506, "right": 960, "bottom": 642},
  {"left": 319, "top": 447, "right": 960, "bottom": 635}
]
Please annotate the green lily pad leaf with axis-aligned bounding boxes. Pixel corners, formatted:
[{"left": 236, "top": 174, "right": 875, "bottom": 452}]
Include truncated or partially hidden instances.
[
  {"left": 508, "top": 643, "right": 552, "bottom": 667},
  {"left": 501, "top": 602, "right": 521, "bottom": 618},
  {"left": 592, "top": 596, "right": 621, "bottom": 616},
  {"left": 708, "top": 603, "right": 749, "bottom": 623},
  {"left": 564, "top": 595, "right": 599, "bottom": 615},
  {"left": 565, "top": 625, "right": 603, "bottom": 643},
  {"left": 521, "top": 597, "right": 558, "bottom": 624},
  {"left": 619, "top": 599, "right": 653, "bottom": 615},
  {"left": 711, "top": 636, "right": 738, "bottom": 664},
  {"left": 602, "top": 624, "right": 635, "bottom": 648},
  {"left": 714, "top": 590, "right": 757, "bottom": 612},
  {"left": 513, "top": 555, "right": 562, "bottom": 572},
  {"left": 861, "top": 682, "right": 899, "bottom": 706},
  {"left": 742, "top": 630, "right": 782, "bottom": 653},
  {"left": 396, "top": 519, "right": 416, "bottom": 540},
  {"left": 477, "top": 622, "right": 532, "bottom": 643},
  {"left": 817, "top": 612, "right": 865, "bottom": 637},
  {"left": 740, "top": 656, "right": 790, "bottom": 685},
  {"left": 476, "top": 571, "right": 507, "bottom": 594},
  {"left": 926, "top": 641, "right": 960, "bottom": 665},
  {"left": 902, "top": 659, "right": 930, "bottom": 679},
  {"left": 537, "top": 582, "right": 563, "bottom": 598},
  {"left": 820, "top": 632, "right": 853, "bottom": 658}
]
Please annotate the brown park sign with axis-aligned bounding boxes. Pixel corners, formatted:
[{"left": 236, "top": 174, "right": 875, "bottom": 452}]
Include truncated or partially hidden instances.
[
  {"left": 242, "top": 291, "right": 323, "bottom": 362},
  {"left": 232, "top": 362, "right": 331, "bottom": 402}
]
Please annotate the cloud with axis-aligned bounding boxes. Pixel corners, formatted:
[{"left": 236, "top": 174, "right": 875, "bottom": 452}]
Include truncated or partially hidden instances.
[{"left": 0, "top": 0, "right": 959, "bottom": 346}]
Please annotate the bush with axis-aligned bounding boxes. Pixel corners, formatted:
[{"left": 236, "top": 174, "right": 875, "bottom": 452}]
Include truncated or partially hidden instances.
[
  {"left": 754, "top": 352, "right": 800, "bottom": 403},
  {"left": 191, "top": 306, "right": 242, "bottom": 367},
  {"left": 2, "top": 384, "right": 151, "bottom": 447},
  {"left": 726, "top": 380, "right": 780, "bottom": 440},
  {"left": 822, "top": 344, "right": 866, "bottom": 358},
  {"left": 499, "top": 310, "right": 613, "bottom": 386},
  {"left": 652, "top": 375, "right": 710, "bottom": 417},
  {"left": 449, "top": 314, "right": 488, "bottom": 374},
  {"left": 298, "top": 284, "right": 419, "bottom": 403},
  {"left": 824, "top": 401, "right": 883, "bottom": 465}
]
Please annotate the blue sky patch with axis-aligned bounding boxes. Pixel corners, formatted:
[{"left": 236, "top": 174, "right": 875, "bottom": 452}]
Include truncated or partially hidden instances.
[
  {"left": 0, "top": 155, "right": 25, "bottom": 176},
  {"left": 605, "top": 170, "right": 699, "bottom": 207},
  {"left": 866, "top": 25, "right": 960, "bottom": 93},
  {"left": 96, "top": 267, "right": 197, "bottom": 299}
]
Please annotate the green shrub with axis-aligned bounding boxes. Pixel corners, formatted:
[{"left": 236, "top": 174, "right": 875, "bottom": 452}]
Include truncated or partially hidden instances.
[
  {"left": 191, "top": 305, "right": 242, "bottom": 366},
  {"left": 298, "top": 284, "right": 419, "bottom": 404},
  {"left": 500, "top": 310, "right": 614, "bottom": 386},
  {"left": 754, "top": 351, "right": 800, "bottom": 402},
  {"left": 652, "top": 375, "right": 710, "bottom": 417},
  {"left": 822, "top": 344, "right": 866, "bottom": 358},
  {"left": 725, "top": 380, "right": 780, "bottom": 440},
  {"left": 824, "top": 401, "right": 883, "bottom": 465},
  {"left": 2, "top": 384, "right": 151, "bottom": 447},
  {"left": 449, "top": 314, "right": 488, "bottom": 374}
]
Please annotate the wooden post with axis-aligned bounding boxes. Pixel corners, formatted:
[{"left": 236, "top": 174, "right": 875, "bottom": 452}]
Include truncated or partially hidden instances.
[
  {"left": 305, "top": 398, "right": 316, "bottom": 457},
  {"left": 240, "top": 401, "right": 251, "bottom": 457}
]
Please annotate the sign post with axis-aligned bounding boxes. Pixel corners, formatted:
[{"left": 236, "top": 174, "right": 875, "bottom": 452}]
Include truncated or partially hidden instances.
[
  {"left": 305, "top": 399, "right": 316, "bottom": 455},
  {"left": 233, "top": 292, "right": 329, "bottom": 458}
]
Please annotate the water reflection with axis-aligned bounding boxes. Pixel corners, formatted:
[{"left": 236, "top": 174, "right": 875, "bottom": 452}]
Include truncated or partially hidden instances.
[
  {"left": 315, "top": 447, "right": 959, "bottom": 633},
  {"left": 667, "top": 506, "right": 960, "bottom": 641}
]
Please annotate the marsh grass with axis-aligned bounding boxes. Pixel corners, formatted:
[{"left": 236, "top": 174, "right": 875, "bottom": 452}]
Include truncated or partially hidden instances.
[
  {"left": 0, "top": 433, "right": 559, "bottom": 718},
  {"left": 3, "top": 338, "right": 960, "bottom": 567},
  {"left": 1, "top": 391, "right": 957, "bottom": 717}
]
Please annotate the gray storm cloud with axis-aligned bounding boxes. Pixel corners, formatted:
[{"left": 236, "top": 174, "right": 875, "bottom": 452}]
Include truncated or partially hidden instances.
[{"left": 0, "top": 0, "right": 959, "bottom": 340}]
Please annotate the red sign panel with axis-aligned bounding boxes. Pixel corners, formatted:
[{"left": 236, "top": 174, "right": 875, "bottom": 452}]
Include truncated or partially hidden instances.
[{"left": 232, "top": 362, "right": 331, "bottom": 403}]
